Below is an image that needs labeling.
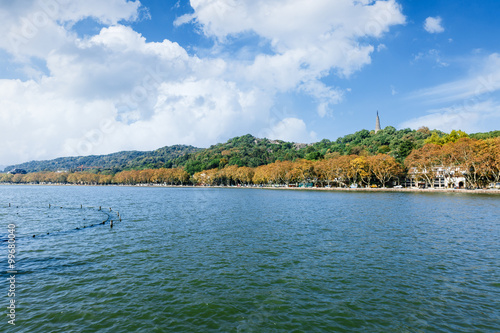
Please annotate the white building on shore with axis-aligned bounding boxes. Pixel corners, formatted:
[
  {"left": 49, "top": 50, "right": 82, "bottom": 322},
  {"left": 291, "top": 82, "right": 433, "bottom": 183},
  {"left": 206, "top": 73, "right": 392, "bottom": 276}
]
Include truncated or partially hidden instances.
[{"left": 405, "top": 166, "right": 467, "bottom": 189}]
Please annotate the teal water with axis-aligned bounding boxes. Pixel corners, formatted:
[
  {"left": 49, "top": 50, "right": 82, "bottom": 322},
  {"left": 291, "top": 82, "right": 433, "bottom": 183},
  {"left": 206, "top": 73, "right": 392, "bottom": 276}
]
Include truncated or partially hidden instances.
[{"left": 1, "top": 185, "right": 499, "bottom": 332}]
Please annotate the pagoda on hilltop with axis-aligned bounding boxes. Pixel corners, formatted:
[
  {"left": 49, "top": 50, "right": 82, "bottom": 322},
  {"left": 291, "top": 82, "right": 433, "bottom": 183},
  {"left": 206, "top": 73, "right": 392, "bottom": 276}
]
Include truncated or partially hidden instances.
[{"left": 375, "top": 111, "right": 381, "bottom": 133}]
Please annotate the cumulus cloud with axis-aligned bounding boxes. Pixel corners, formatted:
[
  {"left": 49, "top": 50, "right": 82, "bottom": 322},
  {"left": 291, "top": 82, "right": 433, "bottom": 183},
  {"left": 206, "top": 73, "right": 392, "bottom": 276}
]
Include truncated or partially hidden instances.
[
  {"left": 178, "top": 0, "right": 405, "bottom": 123},
  {"left": 424, "top": 16, "right": 444, "bottom": 34},
  {"left": 265, "top": 118, "right": 317, "bottom": 143},
  {"left": 0, "top": 25, "right": 274, "bottom": 163},
  {"left": 0, "top": 0, "right": 141, "bottom": 59},
  {"left": 0, "top": 78, "right": 118, "bottom": 163},
  {"left": 0, "top": 25, "right": 276, "bottom": 164},
  {"left": 180, "top": 0, "right": 405, "bottom": 76},
  {"left": 0, "top": 0, "right": 405, "bottom": 165}
]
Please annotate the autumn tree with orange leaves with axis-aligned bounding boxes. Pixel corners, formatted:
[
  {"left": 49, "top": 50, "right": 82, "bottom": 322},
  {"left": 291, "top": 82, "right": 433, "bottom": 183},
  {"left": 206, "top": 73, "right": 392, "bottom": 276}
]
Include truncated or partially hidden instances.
[
  {"left": 368, "top": 154, "right": 403, "bottom": 187},
  {"left": 404, "top": 144, "right": 442, "bottom": 187},
  {"left": 2, "top": 133, "right": 499, "bottom": 189}
]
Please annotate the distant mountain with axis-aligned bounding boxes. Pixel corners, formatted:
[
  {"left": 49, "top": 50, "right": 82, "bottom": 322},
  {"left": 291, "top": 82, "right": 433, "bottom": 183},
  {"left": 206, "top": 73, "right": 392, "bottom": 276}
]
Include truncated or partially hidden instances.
[
  {"left": 5, "top": 129, "right": 499, "bottom": 175},
  {"left": 5, "top": 134, "right": 312, "bottom": 174},
  {"left": 5, "top": 145, "right": 201, "bottom": 173}
]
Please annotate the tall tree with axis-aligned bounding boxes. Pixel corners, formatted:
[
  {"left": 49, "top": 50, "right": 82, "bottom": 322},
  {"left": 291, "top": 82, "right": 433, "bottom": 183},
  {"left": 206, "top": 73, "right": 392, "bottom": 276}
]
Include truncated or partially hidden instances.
[
  {"left": 368, "top": 154, "right": 402, "bottom": 187},
  {"left": 405, "top": 144, "right": 442, "bottom": 187}
]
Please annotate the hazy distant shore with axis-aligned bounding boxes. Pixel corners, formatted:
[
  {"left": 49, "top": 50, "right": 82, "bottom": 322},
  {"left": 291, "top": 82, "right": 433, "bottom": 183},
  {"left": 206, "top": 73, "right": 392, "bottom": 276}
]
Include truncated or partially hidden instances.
[{"left": 1, "top": 182, "right": 500, "bottom": 195}]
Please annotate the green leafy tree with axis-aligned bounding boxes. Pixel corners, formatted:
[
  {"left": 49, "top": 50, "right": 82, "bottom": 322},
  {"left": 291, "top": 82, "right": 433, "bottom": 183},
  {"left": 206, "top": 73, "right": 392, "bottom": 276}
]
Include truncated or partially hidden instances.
[{"left": 395, "top": 140, "right": 416, "bottom": 161}]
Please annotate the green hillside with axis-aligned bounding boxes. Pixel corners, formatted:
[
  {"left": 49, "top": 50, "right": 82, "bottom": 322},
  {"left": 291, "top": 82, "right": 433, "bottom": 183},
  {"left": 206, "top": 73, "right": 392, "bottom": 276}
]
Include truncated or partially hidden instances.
[
  {"left": 5, "top": 128, "right": 499, "bottom": 174},
  {"left": 5, "top": 145, "right": 201, "bottom": 173},
  {"left": 171, "top": 127, "right": 442, "bottom": 173}
]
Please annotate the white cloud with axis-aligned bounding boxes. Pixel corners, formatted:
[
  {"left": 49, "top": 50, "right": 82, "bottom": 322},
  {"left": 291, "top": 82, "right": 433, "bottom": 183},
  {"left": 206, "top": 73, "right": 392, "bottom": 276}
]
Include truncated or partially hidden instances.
[
  {"left": 0, "top": 23, "right": 276, "bottom": 164},
  {"left": 409, "top": 53, "right": 500, "bottom": 104},
  {"left": 0, "top": 0, "right": 141, "bottom": 59},
  {"left": 377, "top": 43, "right": 387, "bottom": 52},
  {"left": 0, "top": 78, "right": 118, "bottom": 163},
  {"left": 0, "top": 1, "right": 405, "bottom": 165},
  {"left": 179, "top": 0, "right": 405, "bottom": 117},
  {"left": 180, "top": 0, "right": 405, "bottom": 76},
  {"left": 265, "top": 118, "right": 316, "bottom": 143},
  {"left": 424, "top": 16, "right": 444, "bottom": 34},
  {"left": 60, "top": 0, "right": 141, "bottom": 24},
  {"left": 399, "top": 99, "right": 500, "bottom": 133},
  {"left": 401, "top": 53, "right": 500, "bottom": 133},
  {"left": 299, "top": 81, "right": 343, "bottom": 117},
  {"left": 182, "top": 0, "right": 405, "bottom": 44}
]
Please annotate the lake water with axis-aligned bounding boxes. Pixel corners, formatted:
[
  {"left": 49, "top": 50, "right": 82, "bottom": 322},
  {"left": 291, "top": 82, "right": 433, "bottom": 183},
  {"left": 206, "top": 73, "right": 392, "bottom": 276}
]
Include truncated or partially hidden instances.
[{"left": 1, "top": 185, "right": 499, "bottom": 332}]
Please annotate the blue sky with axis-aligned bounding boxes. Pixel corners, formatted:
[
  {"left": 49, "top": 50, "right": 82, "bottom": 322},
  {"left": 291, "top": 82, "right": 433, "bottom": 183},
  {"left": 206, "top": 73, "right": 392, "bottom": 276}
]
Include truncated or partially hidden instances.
[{"left": 1, "top": 0, "right": 499, "bottom": 166}]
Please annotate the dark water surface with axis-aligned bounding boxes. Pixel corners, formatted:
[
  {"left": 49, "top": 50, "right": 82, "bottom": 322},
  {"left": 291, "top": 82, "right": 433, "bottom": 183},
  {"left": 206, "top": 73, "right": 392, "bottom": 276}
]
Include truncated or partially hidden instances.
[{"left": 0, "top": 185, "right": 499, "bottom": 332}]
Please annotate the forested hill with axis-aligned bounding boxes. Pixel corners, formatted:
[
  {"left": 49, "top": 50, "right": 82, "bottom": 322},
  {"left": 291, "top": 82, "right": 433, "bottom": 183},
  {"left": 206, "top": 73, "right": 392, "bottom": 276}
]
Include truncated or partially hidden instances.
[
  {"left": 5, "top": 128, "right": 500, "bottom": 174},
  {"left": 5, "top": 145, "right": 201, "bottom": 173},
  {"left": 171, "top": 128, "right": 431, "bottom": 174},
  {"left": 176, "top": 128, "right": 499, "bottom": 174}
]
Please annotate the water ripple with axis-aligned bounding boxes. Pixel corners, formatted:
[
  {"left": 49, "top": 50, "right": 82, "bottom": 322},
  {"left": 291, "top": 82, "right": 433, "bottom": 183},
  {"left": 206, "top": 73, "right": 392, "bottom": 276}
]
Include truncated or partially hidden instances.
[{"left": 0, "top": 186, "right": 498, "bottom": 332}]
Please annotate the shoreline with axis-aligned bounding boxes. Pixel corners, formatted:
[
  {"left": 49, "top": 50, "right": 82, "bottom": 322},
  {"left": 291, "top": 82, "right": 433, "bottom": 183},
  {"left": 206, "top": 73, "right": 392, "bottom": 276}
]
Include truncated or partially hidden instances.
[
  {"left": 241, "top": 186, "right": 500, "bottom": 195},
  {"left": 1, "top": 182, "right": 500, "bottom": 195}
]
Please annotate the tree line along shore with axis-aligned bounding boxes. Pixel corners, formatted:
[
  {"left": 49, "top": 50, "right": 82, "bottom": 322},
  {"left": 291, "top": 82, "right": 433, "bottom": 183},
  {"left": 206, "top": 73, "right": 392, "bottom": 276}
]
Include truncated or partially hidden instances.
[
  {"left": 5, "top": 128, "right": 500, "bottom": 175},
  {"left": 1, "top": 135, "right": 499, "bottom": 189}
]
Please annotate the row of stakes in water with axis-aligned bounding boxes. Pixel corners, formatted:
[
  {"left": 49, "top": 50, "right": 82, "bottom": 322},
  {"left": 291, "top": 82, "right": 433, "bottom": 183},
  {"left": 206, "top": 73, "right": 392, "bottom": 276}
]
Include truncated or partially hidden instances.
[{"left": 7, "top": 203, "right": 121, "bottom": 238}]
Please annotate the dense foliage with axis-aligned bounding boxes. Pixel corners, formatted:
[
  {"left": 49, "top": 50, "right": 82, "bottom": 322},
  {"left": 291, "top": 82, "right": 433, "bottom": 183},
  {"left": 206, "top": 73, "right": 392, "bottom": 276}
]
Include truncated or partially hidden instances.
[
  {"left": 4, "top": 145, "right": 200, "bottom": 173},
  {"left": 173, "top": 128, "right": 499, "bottom": 173},
  {"left": 405, "top": 137, "right": 500, "bottom": 188},
  {"left": 145, "top": 127, "right": 443, "bottom": 173},
  {"left": 175, "top": 134, "right": 306, "bottom": 174},
  {"left": 193, "top": 155, "right": 404, "bottom": 188},
  {"left": 2, "top": 129, "right": 499, "bottom": 189},
  {"left": 0, "top": 168, "right": 190, "bottom": 186},
  {"left": 4, "top": 127, "right": 443, "bottom": 173}
]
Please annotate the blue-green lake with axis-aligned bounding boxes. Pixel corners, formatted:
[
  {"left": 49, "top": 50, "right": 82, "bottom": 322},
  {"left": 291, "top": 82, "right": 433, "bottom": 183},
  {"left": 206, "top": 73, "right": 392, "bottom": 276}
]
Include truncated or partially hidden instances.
[{"left": 1, "top": 185, "right": 499, "bottom": 332}]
